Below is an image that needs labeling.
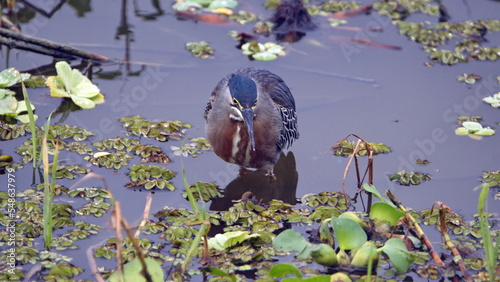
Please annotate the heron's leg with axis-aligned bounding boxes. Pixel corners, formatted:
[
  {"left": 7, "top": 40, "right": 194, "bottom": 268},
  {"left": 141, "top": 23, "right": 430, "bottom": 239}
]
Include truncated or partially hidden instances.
[{"left": 265, "top": 169, "right": 277, "bottom": 181}]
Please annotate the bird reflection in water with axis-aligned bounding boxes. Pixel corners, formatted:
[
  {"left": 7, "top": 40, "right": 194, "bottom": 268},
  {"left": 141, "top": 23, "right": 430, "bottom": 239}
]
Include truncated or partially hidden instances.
[
  {"left": 270, "top": 0, "right": 317, "bottom": 43},
  {"left": 209, "top": 152, "right": 298, "bottom": 211}
]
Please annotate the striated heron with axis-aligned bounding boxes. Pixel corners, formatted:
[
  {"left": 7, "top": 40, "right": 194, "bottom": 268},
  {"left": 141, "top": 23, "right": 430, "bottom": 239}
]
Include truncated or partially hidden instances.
[{"left": 204, "top": 67, "right": 298, "bottom": 177}]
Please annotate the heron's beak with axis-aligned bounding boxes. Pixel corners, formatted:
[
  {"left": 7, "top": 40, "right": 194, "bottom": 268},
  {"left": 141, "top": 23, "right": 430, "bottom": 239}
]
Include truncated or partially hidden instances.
[{"left": 241, "top": 108, "right": 256, "bottom": 151}]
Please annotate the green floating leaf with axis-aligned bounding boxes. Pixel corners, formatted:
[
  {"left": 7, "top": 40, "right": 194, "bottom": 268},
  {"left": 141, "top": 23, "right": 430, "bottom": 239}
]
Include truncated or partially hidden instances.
[
  {"left": 350, "top": 241, "right": 378, "bottom": 269},
  {"left": 241, "top": 41, "right": 284, "bottom": 61},
  {"left": 363, "top": 183, "right": 395, "bottom": 207},
  {"left": 208, "top": 231, "right": 259, "bottom": 251},
  {"left": 310, "top": 243, "right": 338, "bottom": 267},
  {"left": 455, "top": 121, "right": 495, "bottom": 137},
  {"left": 389, "top": 170, "right": 431, "bottom": 186},
  {"left": 185, "top": 41, "right": 215, "bottom": 59},
  {"left": 331, "top": 217, "right": 367, "bottom": 251},
  {"left": 46, "top": 61, "right": 104, "bottom": 109},
  {"left": 273, "top": 229, "right": 312, "bottom": 259},
  {"left": 208, "top": 0, "right": 238, "bottom": 9},
  {"left": 380, "top": 238, "right": 413, "bottom": 272},
  {"left": 369, "top": 202, "right": 404, "bottom": 226},
  {"left": 268, "top": 263, "right": 302, "bottom": 279},
  {"left": 107, "top": 258, "right": 164, "bottom": 282},
  {"left": 0, "top": 68, "right": 30, "bottom": 88},
  {"left": 482, "top": 92, "right": 499, "bottom": 108}
]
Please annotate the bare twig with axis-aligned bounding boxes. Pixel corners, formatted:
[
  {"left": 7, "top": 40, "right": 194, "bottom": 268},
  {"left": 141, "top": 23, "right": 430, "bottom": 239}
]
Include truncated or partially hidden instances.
[
  {"left": 134, "top": 191, "right": 153, "bottom": 238},
  {"left": 86, "top": 242, "right": 106, "bottom": 282},
  {"left": 0, "top": 27, "right": 111, "bottom": 61}
]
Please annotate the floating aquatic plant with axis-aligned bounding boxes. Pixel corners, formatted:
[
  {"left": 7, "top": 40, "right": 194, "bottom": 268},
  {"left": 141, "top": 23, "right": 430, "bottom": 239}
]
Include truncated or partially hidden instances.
[
  {"left": 120, "top": 115, "right": 191, "bottom": 142},
  {"left": 455, "top": 121, "right": 495, "bottom": 138},
  {"left": 171, "top": 137, "right": 211, "bottom": 158},
  {"left": 185, "top": 41, "right": 215, "bottom": 59},
  {"left": 389, "top": 170, "right": 431, "bottom": 186},
  {"left": 458, "top": 73, "right": 481, "bottom": 85},
  {"left": 0, "top": 68, "right": 37, "bottom": 123},
  {"left": 331, "top": 140, "right": 391, "bottom": 157},
  {"left": 482, "top": 92, "right": 500, "bottom": 108},
  {"left": 241, "top": 41, "right": 285, "bottom": 61},
  {"left": 45, "top": 61, "right": 105, "bottom": 109},
  {"left": 126, "top": 164, "right": 176, "bottom": 190}
]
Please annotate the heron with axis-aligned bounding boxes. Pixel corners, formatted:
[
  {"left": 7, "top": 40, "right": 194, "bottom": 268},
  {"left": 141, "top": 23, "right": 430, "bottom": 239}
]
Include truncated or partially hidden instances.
[{"left": 204, "top": 67, "right": 298, "bottom": 177}]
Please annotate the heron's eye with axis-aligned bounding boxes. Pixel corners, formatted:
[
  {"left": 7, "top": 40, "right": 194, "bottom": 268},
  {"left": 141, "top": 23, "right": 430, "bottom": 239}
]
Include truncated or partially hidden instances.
[{"left": 232, "top": 98, "right": 241, "bottom": 108}]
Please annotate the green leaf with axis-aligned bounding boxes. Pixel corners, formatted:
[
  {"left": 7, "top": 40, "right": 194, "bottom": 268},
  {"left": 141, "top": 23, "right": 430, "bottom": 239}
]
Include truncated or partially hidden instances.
[
  {"left": 208, "top": 231, "right": 259, "bottom": 251},
  {"left": 369, "top": 202, "right": 404, "bottom": 226},
  {"left": 71, "top": 96, "right": 95, "bottom": 109},
  {"left": 273, "top": 229, "right": 313, "bottom": 259},
  {"left": 107, "top": 258, "right": 164, "bottom": 282},
  {"left": 46, "top": 61, "right": 103, "bottom": 109},
  {"left": 0, "top": 94, "right": 17, "bottom": 114},
  {"left": 462, "top": 121, "right": 483, "bottom": 131},
  {"left": 208, "top": 0, "right": 238, "bottom": 9},
  {"left": 72, "top": 81, "right": 100, "bottom": 98},
  {"left": 0, "top": 68, "right": 29, "bottom": 87},
  {"left": 172, "top": 2, "right": 202, "bottom": 11},
  {"left": 268, "top": 263, "right": 302, "bottom": 279},
  {"left": 331, "top": 217, "right": 367, "bottom": 250},
  {"left": 0, "top": 88, "right": 15, "bottom": 98},
  {"left": 363, "top": 183, "right": 396, "bottom": 207},
  {"left": 380, "top": 238, "right": 413, "bottom": 272},
  {"left": 475, "top": 127, "right": 495, "bottom": 136},
  {"left": 253, "top": 52, "right": 278, "bottom": 61},
  {"left": 55, "top": 61, "right": 79, "bottom": 91},
  {"left": 455, "top": 127, "right": 469, "bottom": 135},
  {"left": 46, "top": 76, "right": 70, "bottom": 97}
]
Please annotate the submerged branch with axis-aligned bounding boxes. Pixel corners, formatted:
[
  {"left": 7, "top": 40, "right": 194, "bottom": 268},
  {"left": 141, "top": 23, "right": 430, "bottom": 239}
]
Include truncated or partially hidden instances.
[{"left": 0, "top": 27, "right": 111, "bottom": 62}]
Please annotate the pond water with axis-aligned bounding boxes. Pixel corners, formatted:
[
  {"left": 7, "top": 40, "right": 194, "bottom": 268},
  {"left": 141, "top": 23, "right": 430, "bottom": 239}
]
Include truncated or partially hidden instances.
[{"left": 1, "top": 0, "right": 499, "bottom": 280}]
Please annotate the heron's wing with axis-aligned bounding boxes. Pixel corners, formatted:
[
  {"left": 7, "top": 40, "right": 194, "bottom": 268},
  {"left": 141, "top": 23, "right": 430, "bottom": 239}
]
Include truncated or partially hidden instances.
[{"left": 249, "top": 69, "right": 299, "bottom": 150}]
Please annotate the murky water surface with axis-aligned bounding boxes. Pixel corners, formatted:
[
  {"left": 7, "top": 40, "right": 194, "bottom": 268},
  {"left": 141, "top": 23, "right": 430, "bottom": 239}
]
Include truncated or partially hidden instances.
[{"left": 1, "top": 0, "right": 499, "bottom": 279}]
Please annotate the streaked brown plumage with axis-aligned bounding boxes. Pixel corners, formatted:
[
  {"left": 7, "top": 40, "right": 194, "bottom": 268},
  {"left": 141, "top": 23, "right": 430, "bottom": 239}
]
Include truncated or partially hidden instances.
[{"left": 204, "top": 67, "right": 298, "bottom": 176}]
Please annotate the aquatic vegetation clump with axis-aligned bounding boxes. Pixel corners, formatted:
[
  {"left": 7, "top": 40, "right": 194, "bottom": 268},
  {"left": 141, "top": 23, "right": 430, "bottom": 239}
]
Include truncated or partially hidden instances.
[
  {"left": 182, "top": 181, "right": 221, "bottom": 202},
  {"left": 85, "top": 151, "right": 133, "bottom": 169},
  {"left": 330, "top": 140, "right": 391, "bottom": 157},
  {"left": 0, "top": 123, "right": 31, "bottom": 140},
  {"left": 185, "top": 41, "right": 215, "bottom": 59},
  {"left": 241, "top": 41, "right": 285, "bottom": 61},
  {"left": 120, "top": 115, "right": 191, "bottom": 142},
  {"left": 455, "top": 121, "right": 495, "bottom": 138},
  {"left": 126, "top": 164, "right": 176, "bottom": 190},
  {"left": 373, "top": 0, "right": 500, "bottom": 65},
  {"left": 389, "top": 170, "right": 431, "bottom": 186},
  {"left": 171, "top": 137, "right": 211, "bottom": 158}
]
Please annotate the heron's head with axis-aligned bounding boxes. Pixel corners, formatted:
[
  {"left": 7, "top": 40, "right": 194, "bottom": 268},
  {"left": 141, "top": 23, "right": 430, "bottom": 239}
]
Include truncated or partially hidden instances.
[{"left": 228, "top": 74, "right": 257, "bottom": 151}]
